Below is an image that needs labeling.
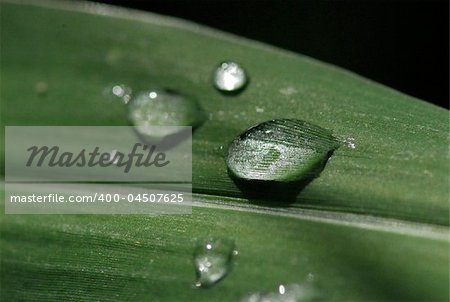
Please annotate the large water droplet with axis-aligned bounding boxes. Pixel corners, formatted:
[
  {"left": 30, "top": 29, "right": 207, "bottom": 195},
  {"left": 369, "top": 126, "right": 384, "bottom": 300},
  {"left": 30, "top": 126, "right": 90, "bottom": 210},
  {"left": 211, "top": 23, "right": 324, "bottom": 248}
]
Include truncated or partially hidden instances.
[
  {"left": 226, "top": 119, "right": 339, "bottom": 200},
  {"left": 128, "top": 88, "right": 206, "bottom": 141},
  {"left": 242, "top": 283, "right": 320, "bottom": 302},
  {"left": 193, "top": 237, "right": 236, "bottom": 288},
  {"left": 213, "top": 61, "right": 248, "bottom": 94}
]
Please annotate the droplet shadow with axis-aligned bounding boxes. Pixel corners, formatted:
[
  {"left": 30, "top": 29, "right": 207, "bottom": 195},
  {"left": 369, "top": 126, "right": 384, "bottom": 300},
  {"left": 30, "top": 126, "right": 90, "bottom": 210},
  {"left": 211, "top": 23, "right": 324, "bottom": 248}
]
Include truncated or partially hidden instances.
[
  {"left": 215, "top": 79, "right": 249, "bottom": 96},
  {"left": 229, "top": 150, "right": 336, "bottom": 206}
]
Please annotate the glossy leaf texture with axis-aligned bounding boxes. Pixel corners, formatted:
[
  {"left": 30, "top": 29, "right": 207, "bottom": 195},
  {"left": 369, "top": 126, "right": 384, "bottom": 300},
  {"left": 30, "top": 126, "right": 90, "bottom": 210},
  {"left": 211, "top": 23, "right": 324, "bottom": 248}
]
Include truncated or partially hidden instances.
[{"left": 0, "top": 1, "right": 448, "bottom": 301}]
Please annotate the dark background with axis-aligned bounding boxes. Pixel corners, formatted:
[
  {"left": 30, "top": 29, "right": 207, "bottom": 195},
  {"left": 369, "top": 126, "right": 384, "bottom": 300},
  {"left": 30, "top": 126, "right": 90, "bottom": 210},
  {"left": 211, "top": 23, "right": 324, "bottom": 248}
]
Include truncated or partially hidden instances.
[{"left": 95, "top": 0, "right": 449, "bottom": 109}]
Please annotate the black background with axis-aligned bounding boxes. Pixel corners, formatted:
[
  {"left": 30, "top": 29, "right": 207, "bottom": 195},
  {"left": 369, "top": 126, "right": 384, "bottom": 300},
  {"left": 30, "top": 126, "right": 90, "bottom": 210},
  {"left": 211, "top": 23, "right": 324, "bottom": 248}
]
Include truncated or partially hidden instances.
[{"left": 94, "top": 0, "right": 449, "bottom": 109}]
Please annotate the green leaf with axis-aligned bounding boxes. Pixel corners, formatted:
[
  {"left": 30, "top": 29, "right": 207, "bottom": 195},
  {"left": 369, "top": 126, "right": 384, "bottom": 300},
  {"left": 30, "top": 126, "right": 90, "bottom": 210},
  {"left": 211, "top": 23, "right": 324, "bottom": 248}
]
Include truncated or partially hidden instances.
[{"left": 1, "top": 1, "right": 448, "bottom": 301}]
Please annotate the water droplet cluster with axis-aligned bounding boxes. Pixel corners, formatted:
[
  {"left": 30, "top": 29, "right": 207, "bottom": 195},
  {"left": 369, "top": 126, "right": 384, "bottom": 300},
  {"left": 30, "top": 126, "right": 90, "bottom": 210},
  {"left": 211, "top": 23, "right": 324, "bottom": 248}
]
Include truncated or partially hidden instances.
[{"left": 99, "top": 60, "right": 339, "bottom": 298}]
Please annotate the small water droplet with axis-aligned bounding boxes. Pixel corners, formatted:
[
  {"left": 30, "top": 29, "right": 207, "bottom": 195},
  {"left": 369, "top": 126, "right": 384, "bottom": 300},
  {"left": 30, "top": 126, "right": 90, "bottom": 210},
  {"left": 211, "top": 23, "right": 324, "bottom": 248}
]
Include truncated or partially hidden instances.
[
  {"left": 128, "top": 88, "right": 206, "bottom": 141},
  {"left": 193, "top": 237, "right": 236, "bottom": 288},
  {"left": 241, "top": 283, "right": 320, "bottom": 302},
  {"left": 342, "top": 137, "right": 356, "bottom": 149},
  {"left": 307, "top": 273, "right": 315, "bottom": 282},
  {"left": 213, "top": 61, "right": 248, "bottom": 94},
  {"left": 35, "top": 81, "right": 48, "bottom": 95},
  {"left": 216, "top": 145, "right": 227, "bottom": 156},
  {"left": 104, "top": 83, "right": 132, "bottom": 104}
]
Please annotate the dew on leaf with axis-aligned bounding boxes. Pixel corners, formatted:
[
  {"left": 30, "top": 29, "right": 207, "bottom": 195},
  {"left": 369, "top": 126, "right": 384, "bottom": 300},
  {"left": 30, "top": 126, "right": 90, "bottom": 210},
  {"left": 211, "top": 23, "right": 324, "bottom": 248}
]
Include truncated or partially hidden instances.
[
  {"left": 213, "top": 61, "right": 248, "bottom": 94},
  {"left": 103, "top": 83, "right": 132, "bottom": 104},
  {"left": 128, "top": 88, "right": 206, "bottom": 141},
  {"left": 227, "top": 119, "right": 339, "bottom": 182},
  {"left": 226, "top": 119, "right": 339, "bottom": 200},
  {"left": 193, "top": 237, "right": 236, "bottom": 288},
  {"left": 342, "top": 137, "right": 356, "bottom": 149}
]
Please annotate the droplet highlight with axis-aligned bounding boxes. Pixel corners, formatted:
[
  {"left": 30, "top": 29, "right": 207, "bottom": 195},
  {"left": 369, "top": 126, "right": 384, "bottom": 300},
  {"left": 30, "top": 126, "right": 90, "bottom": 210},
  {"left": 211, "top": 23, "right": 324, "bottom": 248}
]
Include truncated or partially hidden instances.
[
  {"left": 193, "top": 237, "right": 236, "bottom": 288},
  {"left": 226, "top": 119, "right": 339, "bottom": 199},
  {"left": 128, "top": 88, "right": 206, "bottom": 141},
  {"left": 242, "top": 283, "right": 320, "bottom": 302},
  {"left": 213, "top": 61, "right": 248, "bottom": 94}
]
